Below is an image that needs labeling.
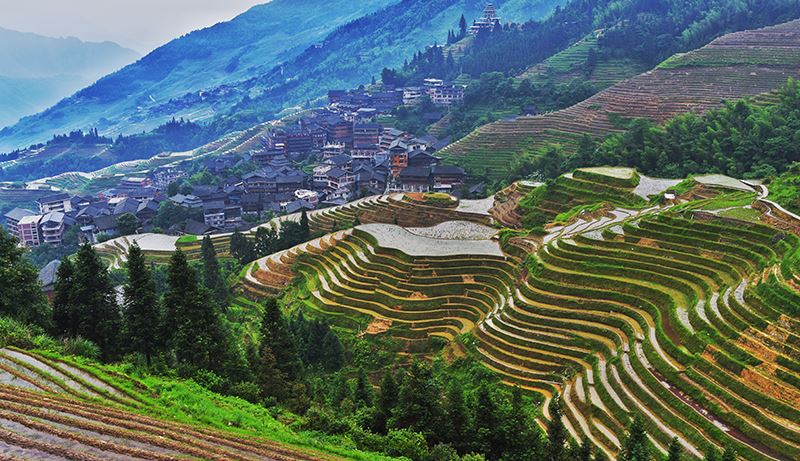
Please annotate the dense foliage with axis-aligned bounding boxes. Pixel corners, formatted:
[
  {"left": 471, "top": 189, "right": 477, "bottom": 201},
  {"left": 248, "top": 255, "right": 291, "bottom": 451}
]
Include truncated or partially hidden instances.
[
  {"left": 519, "top": 79, "right": 800, "bottom": 181},
  {"left": 0, "top": 228, "right": 50, "bottom": 326}
]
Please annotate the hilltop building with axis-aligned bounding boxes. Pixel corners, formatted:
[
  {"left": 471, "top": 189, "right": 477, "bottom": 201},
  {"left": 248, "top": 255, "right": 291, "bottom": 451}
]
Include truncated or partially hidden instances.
[{"left": 470, "top": 3, "right": 501, "bottom": 35}]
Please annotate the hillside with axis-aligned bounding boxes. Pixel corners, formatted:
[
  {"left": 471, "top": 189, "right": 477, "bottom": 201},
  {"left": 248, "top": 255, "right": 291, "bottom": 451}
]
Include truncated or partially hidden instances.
[
  {"left": 439, "top": 19, "right": 800, "bottom": 180},
  {"left": 0, "top": 27, "right": 139, "bottom": 128},
  {"left": 0, "top": 343, "right": 393, "bottom": 460},
  {"left": 240, "top": 169, "right": 800, "bottom": 460},
  {"left": 0, "top": 0, "right": 397, "bottom": 151},
  {"left": 0, "top": 0, "right": 563, "bottom": 154}
]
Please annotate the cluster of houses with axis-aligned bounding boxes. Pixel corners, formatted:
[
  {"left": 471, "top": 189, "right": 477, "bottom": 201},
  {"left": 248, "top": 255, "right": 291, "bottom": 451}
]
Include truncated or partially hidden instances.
[
  {"left": 3, "top": 177, "right": 167, "bottom": 247},
  {"left": 4, "top": 73, "right": 472, "bottom": 247}
]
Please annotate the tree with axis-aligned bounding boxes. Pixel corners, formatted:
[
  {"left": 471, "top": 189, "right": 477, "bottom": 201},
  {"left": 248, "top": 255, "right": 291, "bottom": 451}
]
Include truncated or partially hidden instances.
[
  {"left": 576, "top": 439, "right": 592, "bottom": 461},
  {"left": 354, "top": 367, "right": 373, "bottom": 407},
  {"left": 374, "top": 369, "right": 398, "bottom": 433},
  {"left": 52, "top": 257, "right": 75, "bottom": 336},
  {"left": 459, "top": 14, "right": 467, "bottom": 38},
  {"left": 260, "top": 298, "right": 304, "bottom": 382},
  {"left": 255, "top": 341, "right": 288, "bottom": 401},
  {"left": 547, "top": 394, "right": 566, "bottom": 461},
  {"left": 253, "top": 226, "right": 277, "bottom": 258},
  {"left": 505, "top": 386, "right": 542, "bottom": 460},
  {"left": 0, "top": 228, "right": 50, "bottom": 327},
  {"left": 200, "top": 236, "right": 228, "bottom": 307},
  {"left": 116, "top": 213, "right": 139, "bottom": 236},
  {"left": 666, "top": 438, "right": 682, "bottom": 461},
  {"left": 392, "top": 361, "right": 444, "bottom": 443},
  {"left": 71, "top": 244, "right": 121, "bottom": 360},
  {"left": 320, "top": 329, "right": 344, "bottom": 371},
  {"left": 229, "top": 231, "right": 254, "bottom": 264},
  {"left": 720, "top": 447, "right": 737, "bottom": 461},
  {"left": 620, "top": 416, "right": 651, "bottom": 461},
  {"left": 299, "top": 209, "right": 310, "bottom": 241},
  {"left": 163, "top": 249, "right": 228, "bottom": 373},
  {"left": 702, "top": 444, "right": 719, "bottom": 461},
  {"left": 122, "top": 243, "right": 161, "bottom": 365},
  {"left": 444, "top": 381, "right": 471, "bottom": 452}
]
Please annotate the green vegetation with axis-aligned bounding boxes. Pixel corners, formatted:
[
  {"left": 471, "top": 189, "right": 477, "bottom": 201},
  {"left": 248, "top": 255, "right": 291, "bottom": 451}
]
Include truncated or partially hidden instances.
[{"left": 766, "top": 162, "right": 800, "bottom": 214}]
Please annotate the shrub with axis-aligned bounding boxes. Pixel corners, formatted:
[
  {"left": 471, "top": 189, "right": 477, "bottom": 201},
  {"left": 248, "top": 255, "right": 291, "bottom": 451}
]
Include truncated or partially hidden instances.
[
  {"left": 385, "top": 429, "right": 429, "bottom": 460},
  {"left": 60, "top": 336, "right": 101, "bottom": 360}
]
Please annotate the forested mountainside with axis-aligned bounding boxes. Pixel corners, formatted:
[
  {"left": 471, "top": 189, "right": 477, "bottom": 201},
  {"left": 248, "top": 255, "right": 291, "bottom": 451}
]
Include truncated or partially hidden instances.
[
  {"left": 0, "top": 0, "right": 396, "bottom": 151},
  {"left": 385, "top": 0, "right": 800, "bottom": 145},
  {"left": 440, "top": 15, "right": 800, "bottom": 182},
  {"left": 0, "top": 27, "right": 138, "bottom": 128},
  {"left": 0, "top": 0, "right": 563, "bottom": 154}
]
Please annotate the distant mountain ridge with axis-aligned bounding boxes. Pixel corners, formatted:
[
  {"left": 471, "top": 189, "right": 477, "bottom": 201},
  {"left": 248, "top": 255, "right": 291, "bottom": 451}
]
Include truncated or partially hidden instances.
[
  {"left": 0, "top": 27, "right": 139, "bottom": 128},
  {"left": 0, "top": 0, "right": 398, "bottom": 151},
  {"left": 0, "top": 0, "right": 564, "bottom": 153}
]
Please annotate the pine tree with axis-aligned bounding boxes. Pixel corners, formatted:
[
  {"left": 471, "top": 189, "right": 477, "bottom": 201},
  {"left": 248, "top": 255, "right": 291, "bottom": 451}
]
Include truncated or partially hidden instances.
[
  {"left": 354, "top": 367, "right": 373, "bottom": 407},
  {"left": 720, "top": 447, "right": 736, "bottom": 461},
  {"left": 52, "top": 257, "right": 75, "bottom": 336},
  {"left": 546, "top": 394, "right": 566, "bottom": 461},
  {"left": 0, "top": 228, "right": 50, "bottom": 327},
  {"left": 260, "top": 298, "right": 304, "bottom": 382},
  {"left": 200, "top": 236, "right": 228, "bottom": 307},
  {"left": 374, "top": 369, "right": 398, "bottom": 433},
  {"left": 253, "top": 226, "right": 277, "bottom": 258},
  {"left": 256, "top": 342, "right": 287, "bottom": 400},
  {"left": 72, "top": 244, "right": 121, "bottom": 360},
  {"left": 163, "top": 249, "right": 227, "bottom": 372},
  {"left": 299, "top": 209, "right": 310, "bottom": 241},
  {"left": 702, "top": 444, "right": 719, "bottom": 461},
  {"left": 666, "top": 437, "right": 682, "bottom": 461},
  {"left": 320, "top": 328, "right": 344, "bottom": 371},
  {"left": 474, "top": 384, "right": 501, "bottom": 458},
  {"left": 506, "top": 386, "right": 542, "bottom": 460},
  {"left": 123, "top": 243, "right": 161, "bottom": 365},
  {"left": 620, "top": 416, "right": 651, "bottom": 461},
  {"left": 444, "top": 381, "right": 470, "bottom": 450},
  {"left": 459, "top": 14, "right": 467, "bottom": 38},
  {"left": 393, "top": 361, "right": 443, "bottom": 442},
  {"left": 577, "top": 439, "right": 592, "bottom": 461}
]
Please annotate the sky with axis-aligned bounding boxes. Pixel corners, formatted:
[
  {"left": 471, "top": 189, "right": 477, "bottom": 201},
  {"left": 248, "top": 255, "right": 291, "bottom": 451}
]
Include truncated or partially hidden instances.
[{"left": 0, "top": 0, "right": 270, "bottom": 54}]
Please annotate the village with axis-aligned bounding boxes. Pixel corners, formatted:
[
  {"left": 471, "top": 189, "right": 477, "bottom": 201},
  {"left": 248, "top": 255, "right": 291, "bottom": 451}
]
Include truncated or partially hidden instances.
[{"left": 3, "top": 77, "right": 471, "bottom": 247}]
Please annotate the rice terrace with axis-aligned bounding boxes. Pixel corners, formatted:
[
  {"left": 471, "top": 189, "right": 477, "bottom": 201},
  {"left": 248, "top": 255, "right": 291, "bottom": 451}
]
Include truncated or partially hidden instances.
[{"left": 2, "top": 1, "right": 800, "bottom": 461}]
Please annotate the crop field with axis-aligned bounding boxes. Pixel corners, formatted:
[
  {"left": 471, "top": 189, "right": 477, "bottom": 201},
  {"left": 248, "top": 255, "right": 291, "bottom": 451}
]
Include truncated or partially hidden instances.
[
  {"left": 238, "top": 166, "right": 800, "bottom": 460},
  {"left": 440, "top": 19, "right": 800, "bottom": 180},
  {"left": 0, "top": 347, "right": 356, "bottom": 460}
]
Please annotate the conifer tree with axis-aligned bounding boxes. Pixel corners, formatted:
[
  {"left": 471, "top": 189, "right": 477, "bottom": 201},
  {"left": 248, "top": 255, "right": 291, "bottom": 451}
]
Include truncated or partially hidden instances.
[
  {"left": 260, "top": 298, "right": 304, "bottom": 382},
  {"left": 506, "top": 386, "right": 541, "bottom": 460},
  {"left": 123, "top": 243, "right": 160, "bottom": 365},
  {"left": 52, "top": 257, "right": 75, "bottom": 336},
  {"left": 163, "top": 249, "right": 228, "bottom": 372},
  {"left": 459, "top": 14, "right": 467, "bottom": 38},
  {"left": 620, "top": 416, "right": 651, "bottom": 461},
  {"left": 255, "top": 342, "right": 287, "bottom": 400},
  {"left": 702, "top": 444, "right": 719, "bottom": 461},
  {"left": 547, "top": 393, "right": 566, "bottom": 461},
  {"left": 393, "top": 361, "right": 443, "bottom": 442},
  {"left": 229, "top": 230, "right": 253, "bottom": 264},
  {"left": 720, "top": 447, "right": 736, "bottom": 461},
  {"left": 200, "top": 236, "right": 228, "bottom": 307},
  {"left": 374, "top": 369, "right": 398, "bottom": 433},
  {"left": 576, "top": 438, "right": 592, "bottom": 461},
  {"left": 354, "top": 367, "right": 373, "bottom": 407},
  {"left": 444, "top": 380, "right": 469, "bottom": 450},
  {"left": 254, "top": 226, "right": 277, "bottom": 257},
  {"left": 299, "top": 209, "right": 310, "bottom": 241},
  {"left": 0, "top": 228, "right": 50, "bottom": 327},
  {"left": 666, "top": 437, "right": 682, "bottom": 461},
  {"left": 320, "top": 328, "right": 344, "bottom": 371},
  {"left": 474, "top": 384, "right": 501, "bottom": 457},
  {"left": 72, "top": 244, "right": 121, "bottom": 360}
]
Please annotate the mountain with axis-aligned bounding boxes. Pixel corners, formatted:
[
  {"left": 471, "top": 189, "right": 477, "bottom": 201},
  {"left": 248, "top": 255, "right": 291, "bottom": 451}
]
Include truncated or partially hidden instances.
[
  {"left": 0, "top": 0, "right": 564, "bottom": 153},
  {"left": 0, "top": 0, "right": 398, "bottom": 151},
  {"left": 440, "top": 17, "right": 800, "bottom": 180},
  {"left": 0, "top": 27, "right": 139, "bottom": 128}
]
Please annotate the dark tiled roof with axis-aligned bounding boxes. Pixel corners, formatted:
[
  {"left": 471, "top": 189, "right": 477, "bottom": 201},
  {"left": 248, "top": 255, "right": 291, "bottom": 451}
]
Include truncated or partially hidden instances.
[{"left": 4, "top": 207, "right": 36, "bottom": 221}]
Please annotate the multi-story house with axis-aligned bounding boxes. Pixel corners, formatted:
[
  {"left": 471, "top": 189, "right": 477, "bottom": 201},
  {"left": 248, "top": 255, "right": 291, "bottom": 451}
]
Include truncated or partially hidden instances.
[
  {"left": 3, "top": 208, "right": 36, "bottom": 241},
  {"left": 16, "top": 215, "right": 42, "bottom": 247},
  {"left": 37, "top": 193, "right": 72, "bottom": 214}
]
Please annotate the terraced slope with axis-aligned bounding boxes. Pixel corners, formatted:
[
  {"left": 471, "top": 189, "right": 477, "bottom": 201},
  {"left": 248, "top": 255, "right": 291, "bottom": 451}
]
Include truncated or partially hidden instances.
[
  {"left": 0, "top": 347, "right": 355, "bottom": 460},
  {"left": 440, "top": 20, "right": 800, "bottom": 179},
  {"left": 242, "top": 167, "right": 800, "bottom": 460},
  {"left": 248, "top": 222, "right": 516, "bottom": 350}
]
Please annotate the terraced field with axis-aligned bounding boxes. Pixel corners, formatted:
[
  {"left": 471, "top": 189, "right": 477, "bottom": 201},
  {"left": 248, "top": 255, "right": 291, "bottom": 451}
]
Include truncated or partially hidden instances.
[
  {"left": 440, "top": 19, "right": 800, "bottom": 179},
  {"left": 0, "top": 347, "right": 354, "bottom": 460},
  {"left": 243, "top": 167, "right": 800, "bottom": 460}
]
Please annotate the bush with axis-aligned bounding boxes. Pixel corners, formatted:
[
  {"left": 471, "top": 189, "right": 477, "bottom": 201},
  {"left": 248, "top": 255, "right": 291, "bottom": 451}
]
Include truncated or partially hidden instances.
[
  {"left": 228, "top": 381, "right": 262, "bottom": 404},
  {"left": 60, "top": 336, "right": 101, "bottom": 360},
  {"left": 385, "top": 429, "right": 429, "bottom": 460}
]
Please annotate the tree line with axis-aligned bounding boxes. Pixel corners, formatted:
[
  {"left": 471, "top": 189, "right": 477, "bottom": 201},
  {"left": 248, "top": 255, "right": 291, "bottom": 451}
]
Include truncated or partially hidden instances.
[{"left": 511, "top": 79, "right": 800, "bottom": 184}]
